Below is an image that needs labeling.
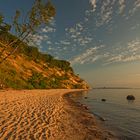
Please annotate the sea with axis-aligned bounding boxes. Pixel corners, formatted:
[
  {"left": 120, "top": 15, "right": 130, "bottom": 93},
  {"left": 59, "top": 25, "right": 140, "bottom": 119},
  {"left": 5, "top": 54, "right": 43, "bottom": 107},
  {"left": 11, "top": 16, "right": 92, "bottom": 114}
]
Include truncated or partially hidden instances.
[{"left": 71, "top": 89, "right": 140, "bottom": 140}]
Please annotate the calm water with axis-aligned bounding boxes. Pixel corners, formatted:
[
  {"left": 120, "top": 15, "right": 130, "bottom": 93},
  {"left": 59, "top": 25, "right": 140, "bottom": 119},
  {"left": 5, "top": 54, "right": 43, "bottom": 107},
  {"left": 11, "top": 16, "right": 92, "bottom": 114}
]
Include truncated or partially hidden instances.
[{"left": 71, "top": 89, "right": 140, "bottom": 140}]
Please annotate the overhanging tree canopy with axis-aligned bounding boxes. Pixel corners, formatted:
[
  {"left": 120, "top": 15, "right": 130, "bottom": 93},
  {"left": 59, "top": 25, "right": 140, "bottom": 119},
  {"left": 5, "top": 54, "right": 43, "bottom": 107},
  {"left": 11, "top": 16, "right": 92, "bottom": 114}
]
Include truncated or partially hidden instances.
[{"left": 0, "top": 0, "right": 56, "bottom": 64}]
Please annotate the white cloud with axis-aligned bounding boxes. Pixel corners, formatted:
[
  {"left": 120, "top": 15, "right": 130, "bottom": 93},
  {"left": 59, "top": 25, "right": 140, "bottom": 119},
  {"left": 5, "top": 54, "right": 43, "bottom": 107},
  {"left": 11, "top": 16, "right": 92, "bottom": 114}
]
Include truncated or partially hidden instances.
[
  {"left": 127, "top": 38, "right": 140, "bottom": 50},
  {"left": 70, "top": 47, "right": 98, "bottom": 64},
  {"left": 130, "top": 0, "right": 140, "bottom": 14},
  {"left": 26, "top": 21, "right": 56, "bottom": 51},
  {"left": 130, "top": 24, "right": 140, "bottom": 30},
  {"left": 105, "top": 39, "right": 140, "bottom": 65},
  {"left": 70, "top": 38, "right": 140, "bottom": 65},
  {"left": 87, "top": 0, "right": 140, "bottom": 28},
  {"left": 60, "top": 40, "right": 70, "bottom": 45},
  {"left": 106, "top": 54, "right": 140, "bottom": 65},
  {"left": 29, "top": 1, "right": 140, "bottom": 62},
  {"left": 90, "top": 0, "right": 97, "bottom": 11},
  {"left": 28, "top": 34, "right": 44, "bottom": 46},
  {"left": 123, "top": 55, "right": 140, "bottom": 62},
  {"left": 41, "top": 26, "right": 56, "bottom": 33},
  {"left": 64, "top": 22, "right": 93, "bottom": 48},
  {"left": 118, "top": 0, "right": 126, "bottom": 14},
  {"left": 70, "top": 45, "right": 105, "bottom": 65},
  {"left": 95, "top": 0, "right": 115, "bottom": 27}
]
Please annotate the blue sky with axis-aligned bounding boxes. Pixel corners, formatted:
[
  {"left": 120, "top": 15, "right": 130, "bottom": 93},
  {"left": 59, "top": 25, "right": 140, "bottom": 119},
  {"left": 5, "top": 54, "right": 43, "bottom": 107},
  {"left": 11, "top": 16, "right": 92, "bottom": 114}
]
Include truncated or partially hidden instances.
[{"left": 1, "top": 0, "right": 140, "bottom": 87}]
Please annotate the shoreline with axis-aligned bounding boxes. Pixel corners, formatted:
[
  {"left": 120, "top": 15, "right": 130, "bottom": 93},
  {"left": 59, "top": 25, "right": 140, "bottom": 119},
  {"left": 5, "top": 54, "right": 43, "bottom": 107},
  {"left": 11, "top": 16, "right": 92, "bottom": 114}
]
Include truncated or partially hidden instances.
[
  {"left": 63, "top": 90, "right": 118, "bottom": 140},
  {"left": 0, "top": 89, "right": 118, "bottom": 140}
]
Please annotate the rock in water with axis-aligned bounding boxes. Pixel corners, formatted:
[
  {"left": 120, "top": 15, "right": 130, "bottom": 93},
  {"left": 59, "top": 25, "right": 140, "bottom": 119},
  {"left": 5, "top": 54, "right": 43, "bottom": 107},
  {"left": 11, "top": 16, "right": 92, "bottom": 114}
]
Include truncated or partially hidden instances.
[
  {"left": 101, "top": 99, "right": 106, "bottom": 102},
  {"left": 126, "top": 95, "right": 135, "bottom": 100}
]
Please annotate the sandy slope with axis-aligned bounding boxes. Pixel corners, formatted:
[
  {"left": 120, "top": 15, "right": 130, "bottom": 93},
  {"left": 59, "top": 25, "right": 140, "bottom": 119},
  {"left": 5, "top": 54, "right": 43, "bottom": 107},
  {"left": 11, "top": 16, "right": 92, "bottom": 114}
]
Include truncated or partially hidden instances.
[{"left": 0, "top": 89, "right": 117, "bottom": 140}]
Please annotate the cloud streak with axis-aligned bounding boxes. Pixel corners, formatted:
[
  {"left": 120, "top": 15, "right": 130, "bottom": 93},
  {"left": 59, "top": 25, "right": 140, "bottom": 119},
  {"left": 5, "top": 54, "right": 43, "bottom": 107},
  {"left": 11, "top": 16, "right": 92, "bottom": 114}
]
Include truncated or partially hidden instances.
[
  {"left": 87, "top": 0, "right": 140, "bottom": 28},
  {"left": 104, "top": 39, "right": 140, "bottom": 65},
  {"left": 27, "top": 19, "right": 56, "bottom": 50},
  {"left": 70, "top": 38, "right": 140, "bottom": 65},
  {"left": 70, "top": 45, "right": 105, "bottom": 65},
  {"left": 118, "top": 0, "right": 126, "bottom": 14},
  {"left": 129, "top": 0, "right": 140, "bottom": 15},
  {"left": 26, "top": 1, "right": 140, "bottom": 67},
  {"left": 90, "top": 0, "right": 96, "bottom": 11}
]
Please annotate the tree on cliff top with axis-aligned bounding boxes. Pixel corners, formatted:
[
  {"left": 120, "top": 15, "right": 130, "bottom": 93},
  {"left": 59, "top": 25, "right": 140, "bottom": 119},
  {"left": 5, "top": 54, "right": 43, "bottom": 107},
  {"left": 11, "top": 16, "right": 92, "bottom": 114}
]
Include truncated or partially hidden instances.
[{"left": 0, "top": 0, "right": 56, "bottom": 64}]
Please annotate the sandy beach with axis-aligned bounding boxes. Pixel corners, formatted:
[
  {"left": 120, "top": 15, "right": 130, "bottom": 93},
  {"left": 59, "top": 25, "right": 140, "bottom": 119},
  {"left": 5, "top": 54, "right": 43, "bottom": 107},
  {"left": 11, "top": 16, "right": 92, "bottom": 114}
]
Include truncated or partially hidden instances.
[{"left": 0, "top": 89, "right": 117, "bottom": 140}]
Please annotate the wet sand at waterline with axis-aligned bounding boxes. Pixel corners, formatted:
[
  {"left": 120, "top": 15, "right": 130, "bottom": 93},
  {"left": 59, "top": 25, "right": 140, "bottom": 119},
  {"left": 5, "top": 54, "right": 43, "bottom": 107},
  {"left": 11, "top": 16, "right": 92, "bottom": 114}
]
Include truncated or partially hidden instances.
[{"left": 0, "top": 89, "right": 116, "bottom": 140}]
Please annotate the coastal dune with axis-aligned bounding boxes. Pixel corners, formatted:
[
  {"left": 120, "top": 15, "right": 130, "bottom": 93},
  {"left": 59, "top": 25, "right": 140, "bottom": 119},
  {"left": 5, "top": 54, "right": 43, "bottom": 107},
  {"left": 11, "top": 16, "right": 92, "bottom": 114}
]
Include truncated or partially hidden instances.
[{"left": 0, "top": 89, "right": 116, "bottom": 140}]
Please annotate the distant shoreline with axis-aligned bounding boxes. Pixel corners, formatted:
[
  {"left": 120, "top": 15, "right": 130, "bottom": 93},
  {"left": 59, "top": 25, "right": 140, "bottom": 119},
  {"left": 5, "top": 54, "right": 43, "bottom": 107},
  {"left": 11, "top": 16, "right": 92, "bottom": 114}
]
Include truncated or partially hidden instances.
[{"left": 93, "top": 87, "right": 140, "bottom": 89}]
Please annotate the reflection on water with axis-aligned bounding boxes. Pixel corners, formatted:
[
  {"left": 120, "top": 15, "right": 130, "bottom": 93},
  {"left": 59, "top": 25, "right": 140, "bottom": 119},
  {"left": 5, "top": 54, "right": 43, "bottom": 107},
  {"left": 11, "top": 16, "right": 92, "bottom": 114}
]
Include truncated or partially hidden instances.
[
  {"left": 71, "top": 89, "right": 140, "bottom": 140},
  {"left": 70, "top": 90, "right": 88, "bottom": 99},
  {"left": 127, "top": 100, "right": 135, "bottom": 104}
]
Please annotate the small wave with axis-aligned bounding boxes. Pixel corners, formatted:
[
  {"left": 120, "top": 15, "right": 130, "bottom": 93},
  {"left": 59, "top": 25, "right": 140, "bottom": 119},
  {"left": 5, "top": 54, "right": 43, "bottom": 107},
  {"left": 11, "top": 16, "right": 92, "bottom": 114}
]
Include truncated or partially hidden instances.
[{"left": 92, "top": 112, "right": 106, "bottom": 121}]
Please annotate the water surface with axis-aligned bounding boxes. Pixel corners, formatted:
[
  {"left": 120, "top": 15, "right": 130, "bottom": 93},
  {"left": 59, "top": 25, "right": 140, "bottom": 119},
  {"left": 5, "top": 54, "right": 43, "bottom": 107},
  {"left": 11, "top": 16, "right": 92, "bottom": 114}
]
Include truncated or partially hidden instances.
[{"left": 71, "top": 89, "right": 140, "bottom": 140}]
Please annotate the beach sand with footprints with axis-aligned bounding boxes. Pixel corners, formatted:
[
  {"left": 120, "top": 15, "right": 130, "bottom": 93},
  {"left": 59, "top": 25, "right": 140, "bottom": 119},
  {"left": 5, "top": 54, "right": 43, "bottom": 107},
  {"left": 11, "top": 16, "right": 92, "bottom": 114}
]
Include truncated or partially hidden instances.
[{"left": 0, "top": 89, "right": 116, "bottom": 140}]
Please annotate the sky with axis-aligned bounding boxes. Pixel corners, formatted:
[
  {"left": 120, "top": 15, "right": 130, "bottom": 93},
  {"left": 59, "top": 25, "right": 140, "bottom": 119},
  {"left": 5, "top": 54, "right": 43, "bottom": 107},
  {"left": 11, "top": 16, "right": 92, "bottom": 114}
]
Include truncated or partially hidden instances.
[{"left": 1, "top": 0, "right": 140, "bottom": 88}]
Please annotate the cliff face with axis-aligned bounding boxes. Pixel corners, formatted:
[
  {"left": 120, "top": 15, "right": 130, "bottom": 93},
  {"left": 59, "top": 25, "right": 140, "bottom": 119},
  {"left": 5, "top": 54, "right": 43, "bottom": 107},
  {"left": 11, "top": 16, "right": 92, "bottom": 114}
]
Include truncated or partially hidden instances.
[{"left": 0, "top": 41, "right": 89, "bottom": 89}]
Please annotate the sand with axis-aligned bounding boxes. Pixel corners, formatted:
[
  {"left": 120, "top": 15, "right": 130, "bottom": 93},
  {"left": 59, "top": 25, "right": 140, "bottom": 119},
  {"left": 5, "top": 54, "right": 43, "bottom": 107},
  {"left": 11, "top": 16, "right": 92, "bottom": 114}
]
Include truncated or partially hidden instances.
[{"left": 0, "top": 89, "right": 117, "bottom": 140}]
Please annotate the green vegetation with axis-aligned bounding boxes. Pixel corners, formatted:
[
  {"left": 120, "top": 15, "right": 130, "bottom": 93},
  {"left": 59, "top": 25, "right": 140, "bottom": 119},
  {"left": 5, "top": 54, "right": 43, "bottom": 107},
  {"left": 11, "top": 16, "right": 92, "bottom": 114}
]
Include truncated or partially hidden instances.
[
  {"left": 21, "top": 45, "right": 73, "bottom": 72},
  {"left": 0, "top": 29, "right": 82, "bottom": 89},
  {"left": 0, "top": 65, "right": 27, "bottom": 89},
  {"left": 28, "top": 72, "right": 47, "bottom": 89},
  {"left": 0, "top": 0, "right": 56, "bottom": 63},
  {"left": 0, "top": 1, "right": 89, "bottom": 89},
  {"left": 0, "top": 37, "right": 89, "bottom": 89}
]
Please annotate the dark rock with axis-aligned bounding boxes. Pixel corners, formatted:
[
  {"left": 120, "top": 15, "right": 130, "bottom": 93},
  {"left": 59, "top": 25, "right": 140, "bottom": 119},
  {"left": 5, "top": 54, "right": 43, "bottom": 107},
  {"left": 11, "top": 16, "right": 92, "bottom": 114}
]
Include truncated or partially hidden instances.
[
  {"left": 101, "top": 99, "right": 106, "bottom": 102},
  {"left": 84, "top": 97, "right": 88, "bottom": 99},
  {"left": 126, "top": 95, "right": 135, "bottom": 100},
  {"left": 81, "top": 104, "right": 88, "bottom": 110}
]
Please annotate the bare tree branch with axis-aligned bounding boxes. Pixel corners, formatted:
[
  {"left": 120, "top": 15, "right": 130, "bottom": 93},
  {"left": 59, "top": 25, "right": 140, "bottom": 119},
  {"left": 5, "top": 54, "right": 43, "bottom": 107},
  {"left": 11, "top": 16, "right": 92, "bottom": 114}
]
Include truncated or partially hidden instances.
[{"left": 0, "top": 0, "right": 56, "bottom": 64}]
